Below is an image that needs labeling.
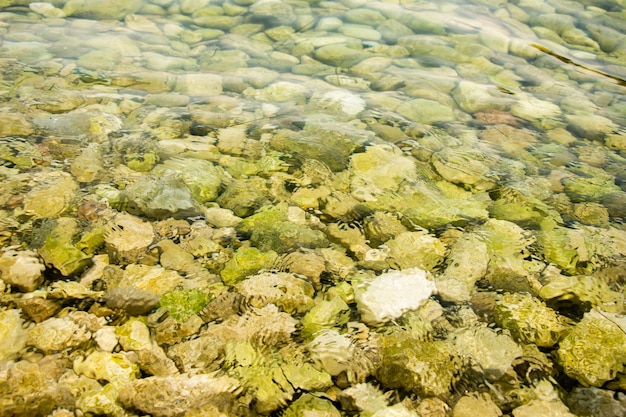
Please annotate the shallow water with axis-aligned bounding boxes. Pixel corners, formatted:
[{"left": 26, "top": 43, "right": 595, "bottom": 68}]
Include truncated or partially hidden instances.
[{"left": 1, "top": 0, "right": 626, "bottom": 416}]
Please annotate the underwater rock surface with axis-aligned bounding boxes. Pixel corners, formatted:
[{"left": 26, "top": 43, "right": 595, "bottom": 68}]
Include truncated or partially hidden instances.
[{"left": 0, "top": 0, "right": 625, "bottom": 415}]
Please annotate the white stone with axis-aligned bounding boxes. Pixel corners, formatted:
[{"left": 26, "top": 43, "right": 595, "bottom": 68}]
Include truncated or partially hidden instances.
[
  {"left": 354, "top": 268, "right": 436, "bottom": 325},
  {"left": 175, "top": 73, "right": 223, "bottom": 96},
  {"left": 94, "top": 326, "right": 119, "bottom": 352}
]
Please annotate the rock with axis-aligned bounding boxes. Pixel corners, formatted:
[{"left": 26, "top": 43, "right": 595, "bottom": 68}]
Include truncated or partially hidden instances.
[
  {"left": 220, "top": 246, "right": 278, "bottom": 286},
  {"left": 556, "top": 310, "right": 626, "bottom": 387},
  {"left": 436, "top": 233, "right": 489, "bottom": 303},
  {"left": 300, "top": 296, "right": 351, "bottom": 340},
  {"left": 0, "top": 113, "right": 34, "bottom": 137},
  {"left": 396, "top": 98, "right": 455, "bottom": 124},
  {"left": 354, "top": 268, "right": 436, "bottom": 326},
  {"left": 174, "top": 73, "right": 223, "bottom": 96},
  {"left": 236, "top": 272, "right": 315, "bottom": 314},
  {"left": 64, "top": 0, "right": 144, "bottom": 20},
  {"left": 494, "top": 292, "right": 569, "bottom": 348},
  {"left": 0, "top": 309, "right": 29, "bottom": 361},
  {"left": 283, "top": 394, "right": 342, "bottom": 417},
  {"left": 0, "top": 250, "right": 45, "bottom": 292},
  {"left": 103, "top": 287, "right": 161, "bottom": 316},
  {"left": 121, "top": 173, "right": 204, "bottom": 219},
  {"left": 28, "top": 316, "right": 92, "bottom": 354},
  {"left": 249, "top": 0, "right": 296, "bottom": 26},
  {"left": 386, "top": 232, "right": 447, "bottom": 271},
  {"left": 236, "top": 202, "right": 328, "bottom": 253},
  {"left": 104, "top": 213, "right": 155, "bottom": 265},
  {"left": 378, "top": 331, "right": 459, "bottom": 397},
  {"left": 314, "top": 44, "right": 370, "bottom": 68},
  {"left": 451, "top": 325, "right": 523, "bottom": 381},
  {"left": 22, "top": 171, "right": 78, "bottom": 218},
  {"left": 453, "top": 394, "right": 502, "bottom": 417}
]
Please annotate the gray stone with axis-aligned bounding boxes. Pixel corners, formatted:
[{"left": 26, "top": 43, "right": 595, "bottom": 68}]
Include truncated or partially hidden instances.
[{"left": 396, "top": 98, "right": 455, "bottom": 124}]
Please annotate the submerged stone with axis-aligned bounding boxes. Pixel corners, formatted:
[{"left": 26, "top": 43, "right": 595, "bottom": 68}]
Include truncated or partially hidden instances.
[
  {"left": 354, "top": 268, "right": 436, "bottom": 326},
  {"left": 556, "top": 310, "right": 626, "bottom": 387}
]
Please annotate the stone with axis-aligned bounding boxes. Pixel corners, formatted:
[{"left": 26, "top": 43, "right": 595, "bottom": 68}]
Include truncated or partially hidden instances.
[
  {"left": 314, "top": 44, "right": 370, "bottom": 68},
  {"left": 0, "top": 250, "right": 45, "bottom": 292},
  {"left": 64, "top": 0, "right": 143, "bottom": 19},
  {"left": 354, "top": 268, "right": 436, "bottom": 326},
  {"left": 396, "top": 98, "right": 455, "bottom": 124},
  {"left": 174, "top": 73, "right": 223, "bottom": 96}
]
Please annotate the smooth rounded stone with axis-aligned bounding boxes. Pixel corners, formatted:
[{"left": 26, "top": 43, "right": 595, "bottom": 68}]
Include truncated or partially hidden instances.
[
  {"left": 562, "top": 28, "right": 599, "bottom": 48},
  {"left": 204, "top": 207, "right": 242, "bottom": 227},
  {"left": 125, "top": 14, "right": 162, "bottom": 34},
  {"left": 396, "top": 98, "right": 455, "bottom": 125},
  {"left": 479, "top": 28, "right": 510, "bottom": 53},
  {"left": 0, "top": 113, "right": 34, "bottom": 137},
  {"left": 254, "top": 81, "right": 308, "bottom": 102},
  {"left": 453, "top": 394, "right": 502, "bottom": 417},
  {"left": 310, "top": 89, "right": 366, "bottom": 117},
  {"left": 530, "top": 13, "right": 576, "bottom": 35},
  {"left": 338, "top": 24, "right": 382, "bottom": 41},
  {"left": 144, "top": 92, "right": 190, "bottom": 107},
  {"left": 179, "top": 0, "right": 210, "bottom": 15},
  {"left": 200, "top": 49, "right": 249, "bottom": 71},
  {"left": 249, "top": 0, "right": 296, "bottom": 26},
  {"left": 566, "top": 113, "right": 618, "bottom": 140},
  {"left": 77, "top": 49, "right": 121, "bottom": 70},
  {"left": 344, "top": 7, "right": 386, "bottom": 25},
  {"left": 376, "top": 19, "right": 415, "bottom": 44},
  {"left": 0, "top": 250, "right": 45, "bottom": 292},
  {"left": 143, "top": 52, "right": 198, "bottom": 71},
  {"left": 230, "top": 67, "right": 279, "bottom": 88},
  {"left": 315, "top": 16, "right": 343, "bottom": 31},
  {"left": 354, "top": 268, "right": 436, "bottom": 326},
  {"left": 452, "top": 80, "right": 514, "bottom": 113},
  {"left": 314, "top": 44, "right": 370, "bottom": 68},
  {"left": 193, "top": 15, "right": 241, "bottom": 30},
  {"left": 63, "top": 0, "right": 144, "bottom": 19},
  {"left": 1, "top": 41, "right": 52, "bottom": 64},
  {"left": 398, "top": 10, "right": 446, "bottom": 35},
  {"left": 154, "top": 157, "right": 223, "bottom": 203},
  {"left": 586, "top": 23, "right": 625, "bottom": 53},
  {"left": 511, "top": 95, "right": 561, "bottom": 122},
  {"left": 29, "top": 2, "right": 66, "bottom": 17},
  {"left": 605, "top": 133, "right": 626, "bottom": 151}
]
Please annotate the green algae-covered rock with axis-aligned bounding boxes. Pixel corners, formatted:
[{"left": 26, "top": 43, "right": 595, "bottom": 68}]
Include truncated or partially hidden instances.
[
  {"left": 154, "top": 157, "right": 224, "bottom": 203},
  {"left": 300, "top": 296, "right": 351, "bottom": 340},
  {"left": 282, "top": 393, "right": 341, "bottom": 417},
  {"left": 385, "top": 231, "right": 447, "bottom": 271},
  {"left": 223, "top": 341, "right": 294, "bottom": 414},
  {"left": 121, "top": 173, "right": 204, "bottom": 219},
  {"left": 220, "top": 246, "right": 278, "bottom": 286},
  {"left": 37, "top": 219, "right": 92, "bottom": 277},
  {"left": 534, "top": 226, "right": 586, "bottom": 275},
  {"left": 159, "top": 288, "right": 211, "bottom": 322},
  {"left": 556, "top": 310, "right": 626, "bottom": 387},
  {"left": 451, "top": 325, "right": 522, "bottom": 381},
  {"left": 64, "top": 0, "right": 143, "bottom": 19},
  {"left": 236, "top": 202, "right": 328, "bottom": 253},
  {"left": 494, "top": 292, "right": 570, "bottom": 348},
  {"left": 377, "top": 330, "right": 460, "bottom": 398},
  {"left": 216, "top": 176, "right": 271, "bottom": 218}
]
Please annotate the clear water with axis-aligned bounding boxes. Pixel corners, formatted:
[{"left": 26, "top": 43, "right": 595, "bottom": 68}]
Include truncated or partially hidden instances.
[{"left": 1, "top": 0, "right": 626, "bottom": 416}]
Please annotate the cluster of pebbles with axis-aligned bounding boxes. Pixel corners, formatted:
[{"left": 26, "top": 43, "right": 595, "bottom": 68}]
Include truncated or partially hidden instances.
[{"left": 1, "top": 0, "right": 626, "bottom": 416}]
